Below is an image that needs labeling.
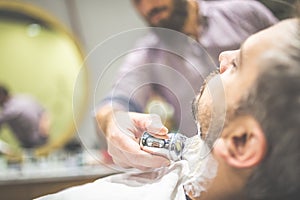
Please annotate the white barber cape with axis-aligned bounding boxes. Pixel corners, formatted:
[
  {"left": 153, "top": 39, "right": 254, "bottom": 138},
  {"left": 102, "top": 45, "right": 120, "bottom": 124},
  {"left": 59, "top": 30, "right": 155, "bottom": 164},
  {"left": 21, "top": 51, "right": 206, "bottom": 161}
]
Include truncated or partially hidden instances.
[{"left": 35, "top": 137, "right": 217, "bottom": 200}]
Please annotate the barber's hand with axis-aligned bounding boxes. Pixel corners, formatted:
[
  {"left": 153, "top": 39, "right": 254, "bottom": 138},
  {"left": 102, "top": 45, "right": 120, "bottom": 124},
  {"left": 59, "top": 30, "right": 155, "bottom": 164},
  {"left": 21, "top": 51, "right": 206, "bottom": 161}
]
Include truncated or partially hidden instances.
[{"left": 105, "top": 111, "right": 170, "bottom": 171}]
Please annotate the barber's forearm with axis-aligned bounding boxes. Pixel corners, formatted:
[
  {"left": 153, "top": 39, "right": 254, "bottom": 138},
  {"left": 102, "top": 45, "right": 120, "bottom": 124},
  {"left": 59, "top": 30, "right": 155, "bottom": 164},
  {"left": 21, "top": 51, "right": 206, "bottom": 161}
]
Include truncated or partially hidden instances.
[{"left": 96, "top": 104, "right": 128, "bottom": 137}]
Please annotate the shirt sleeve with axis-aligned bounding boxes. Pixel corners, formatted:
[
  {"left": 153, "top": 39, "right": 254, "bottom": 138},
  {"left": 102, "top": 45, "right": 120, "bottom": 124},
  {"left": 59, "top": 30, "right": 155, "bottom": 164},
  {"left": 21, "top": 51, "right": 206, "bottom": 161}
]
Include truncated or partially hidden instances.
[
  {"left": 244, "top": 0, "right": 278, "bottom": 28},
  {"left": 225, "top": 0, "right": 278, "bottom": 31}
]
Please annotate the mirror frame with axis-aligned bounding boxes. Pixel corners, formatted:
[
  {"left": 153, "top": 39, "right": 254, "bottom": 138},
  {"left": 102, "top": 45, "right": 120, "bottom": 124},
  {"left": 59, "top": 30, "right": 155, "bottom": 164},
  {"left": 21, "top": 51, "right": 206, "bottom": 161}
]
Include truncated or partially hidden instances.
[{"left": 0, "top": 0, "right": 89, "bottom": 155}]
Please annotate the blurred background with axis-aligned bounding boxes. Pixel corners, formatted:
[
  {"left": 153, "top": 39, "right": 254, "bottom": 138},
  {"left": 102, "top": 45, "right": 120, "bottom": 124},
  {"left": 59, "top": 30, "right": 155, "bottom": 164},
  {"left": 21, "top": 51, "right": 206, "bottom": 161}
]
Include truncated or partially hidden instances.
[{"left": 0, "top": 0, "right": 296, "bottom": 199}]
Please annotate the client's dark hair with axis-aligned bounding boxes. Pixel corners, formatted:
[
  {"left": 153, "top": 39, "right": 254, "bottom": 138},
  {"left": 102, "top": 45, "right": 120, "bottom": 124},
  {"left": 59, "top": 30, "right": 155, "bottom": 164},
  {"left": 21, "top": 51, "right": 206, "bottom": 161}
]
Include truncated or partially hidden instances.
[{"left": 236, "top": 19, "right": 300, "bottom": 200}]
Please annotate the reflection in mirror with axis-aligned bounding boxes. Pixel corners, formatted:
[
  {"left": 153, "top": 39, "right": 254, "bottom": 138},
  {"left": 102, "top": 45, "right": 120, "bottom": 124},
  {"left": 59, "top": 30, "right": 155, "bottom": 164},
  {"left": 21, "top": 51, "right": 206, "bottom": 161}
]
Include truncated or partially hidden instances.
[
  {"left": 0, "top": 84, "right": 50, "bottom": 149},
  {"left": 0, "top": 1, "right": 88, "bottom": 159}
]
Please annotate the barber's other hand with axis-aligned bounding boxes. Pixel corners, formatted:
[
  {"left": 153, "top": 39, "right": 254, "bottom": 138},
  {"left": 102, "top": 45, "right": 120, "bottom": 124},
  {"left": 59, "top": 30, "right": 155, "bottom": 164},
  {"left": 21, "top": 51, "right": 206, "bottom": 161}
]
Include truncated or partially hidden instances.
[{"left": 105, "top": 111, "right": 170, "bottom": 171}]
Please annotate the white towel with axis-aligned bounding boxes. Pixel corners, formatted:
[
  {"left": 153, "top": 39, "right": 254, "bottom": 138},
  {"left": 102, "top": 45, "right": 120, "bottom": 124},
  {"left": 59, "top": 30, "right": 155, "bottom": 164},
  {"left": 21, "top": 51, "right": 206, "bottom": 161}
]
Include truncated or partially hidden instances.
[{"left": 35, "top": 136, "right": 218, "bottom": 200}]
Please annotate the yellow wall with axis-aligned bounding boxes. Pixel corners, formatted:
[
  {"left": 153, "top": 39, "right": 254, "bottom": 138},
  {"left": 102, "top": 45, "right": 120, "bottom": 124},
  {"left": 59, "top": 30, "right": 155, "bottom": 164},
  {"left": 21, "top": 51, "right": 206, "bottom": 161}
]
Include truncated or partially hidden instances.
[{"left": 0, "top": 19, "right": 86, "bottom": 149}]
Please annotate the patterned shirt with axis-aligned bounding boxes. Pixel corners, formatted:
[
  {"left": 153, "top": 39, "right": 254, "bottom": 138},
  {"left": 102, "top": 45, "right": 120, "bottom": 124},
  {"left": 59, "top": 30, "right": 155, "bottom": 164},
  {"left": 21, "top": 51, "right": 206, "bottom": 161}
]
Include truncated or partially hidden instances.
[{"left": 99, "top": 0, "right": 278, "bottom": 136}]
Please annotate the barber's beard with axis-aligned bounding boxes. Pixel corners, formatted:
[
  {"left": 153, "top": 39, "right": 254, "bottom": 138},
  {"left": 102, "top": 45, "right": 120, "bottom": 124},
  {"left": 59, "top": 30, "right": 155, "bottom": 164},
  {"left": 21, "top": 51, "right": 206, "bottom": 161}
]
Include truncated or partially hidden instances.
[{"left": 154, "top": 0, "right": 188, "bottom": 32}]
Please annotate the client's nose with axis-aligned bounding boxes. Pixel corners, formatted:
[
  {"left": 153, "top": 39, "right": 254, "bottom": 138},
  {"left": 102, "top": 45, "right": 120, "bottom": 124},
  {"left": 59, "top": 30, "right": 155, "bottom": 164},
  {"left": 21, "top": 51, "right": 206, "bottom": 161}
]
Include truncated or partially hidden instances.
[{"left": 218, "top": 50, "right": 239, "bottom": 74}]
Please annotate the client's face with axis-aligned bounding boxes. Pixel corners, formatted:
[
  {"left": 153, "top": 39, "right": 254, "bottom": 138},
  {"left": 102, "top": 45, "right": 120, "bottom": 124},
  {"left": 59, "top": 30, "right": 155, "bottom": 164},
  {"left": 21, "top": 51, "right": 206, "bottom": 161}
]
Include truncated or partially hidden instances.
[
  {"left": 194, "top": 19, "right": 293, "bottom": 143},
  {"left": 192, "top": 19, "right": 296, "bottom": 199}
]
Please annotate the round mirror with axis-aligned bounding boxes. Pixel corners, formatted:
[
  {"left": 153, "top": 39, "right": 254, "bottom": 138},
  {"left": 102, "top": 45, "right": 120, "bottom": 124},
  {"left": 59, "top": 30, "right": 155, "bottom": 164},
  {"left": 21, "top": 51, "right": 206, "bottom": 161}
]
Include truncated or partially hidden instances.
[{"left": 0, "top": 1, "right": 88, "bottom": 155}]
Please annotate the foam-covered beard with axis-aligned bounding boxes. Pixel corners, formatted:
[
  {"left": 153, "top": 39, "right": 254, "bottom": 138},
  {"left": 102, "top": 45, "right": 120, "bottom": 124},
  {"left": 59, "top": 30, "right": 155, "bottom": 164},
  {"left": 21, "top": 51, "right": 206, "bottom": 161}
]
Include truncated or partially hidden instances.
[{"left": 182, "top": 135, "right": 218, "bottom": 198}]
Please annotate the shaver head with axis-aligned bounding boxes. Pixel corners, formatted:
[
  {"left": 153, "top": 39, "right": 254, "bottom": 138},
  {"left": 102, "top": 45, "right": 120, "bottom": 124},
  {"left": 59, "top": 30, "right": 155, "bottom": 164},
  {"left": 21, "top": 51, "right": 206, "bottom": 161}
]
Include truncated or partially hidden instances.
[{"left": 140, "top": 131, "right": 186, "bottom": 161}]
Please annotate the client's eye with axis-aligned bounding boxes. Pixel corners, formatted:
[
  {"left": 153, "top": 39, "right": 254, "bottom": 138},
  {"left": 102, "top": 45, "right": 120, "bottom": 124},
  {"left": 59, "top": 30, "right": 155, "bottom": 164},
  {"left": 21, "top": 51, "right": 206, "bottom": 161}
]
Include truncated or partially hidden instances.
[{"left": 232, "top": 58, "right": 238, "bottom": 69}]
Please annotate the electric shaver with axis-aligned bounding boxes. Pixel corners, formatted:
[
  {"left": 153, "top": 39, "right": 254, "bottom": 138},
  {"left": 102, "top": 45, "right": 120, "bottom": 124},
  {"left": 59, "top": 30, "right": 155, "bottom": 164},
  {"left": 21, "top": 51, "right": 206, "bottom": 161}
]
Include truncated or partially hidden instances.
[{"left": 139, "top": 131, "right": 187, "bottom": 161}]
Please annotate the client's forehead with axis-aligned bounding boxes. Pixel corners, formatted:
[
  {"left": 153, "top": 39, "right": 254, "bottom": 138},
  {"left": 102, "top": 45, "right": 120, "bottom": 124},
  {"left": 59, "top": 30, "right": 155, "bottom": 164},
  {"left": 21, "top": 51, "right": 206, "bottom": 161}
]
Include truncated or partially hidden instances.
[{"left": 243, "top": 19, "right": 296, "bottom": 56}]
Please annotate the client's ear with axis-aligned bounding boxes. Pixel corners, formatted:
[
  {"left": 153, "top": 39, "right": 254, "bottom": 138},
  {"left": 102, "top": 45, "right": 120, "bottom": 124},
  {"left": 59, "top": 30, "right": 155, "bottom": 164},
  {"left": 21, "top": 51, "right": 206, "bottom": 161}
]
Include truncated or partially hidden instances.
[{"left": 214, "top": 116, "right": 267, "bottom": 168}]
